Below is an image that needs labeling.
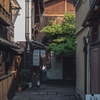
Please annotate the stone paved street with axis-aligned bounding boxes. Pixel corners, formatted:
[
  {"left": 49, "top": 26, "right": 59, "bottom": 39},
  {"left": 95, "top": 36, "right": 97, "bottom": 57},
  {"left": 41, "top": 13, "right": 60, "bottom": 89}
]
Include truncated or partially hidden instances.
[{"left": 12, "top": 82, "right": 77, "bottom": 100}]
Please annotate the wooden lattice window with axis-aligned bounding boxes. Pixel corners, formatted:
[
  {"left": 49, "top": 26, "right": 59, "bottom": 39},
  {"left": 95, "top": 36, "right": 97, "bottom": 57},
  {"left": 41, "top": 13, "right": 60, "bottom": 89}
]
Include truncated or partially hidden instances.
[{"left": 91, "top": 25, "right": 100, "bottom": 44}]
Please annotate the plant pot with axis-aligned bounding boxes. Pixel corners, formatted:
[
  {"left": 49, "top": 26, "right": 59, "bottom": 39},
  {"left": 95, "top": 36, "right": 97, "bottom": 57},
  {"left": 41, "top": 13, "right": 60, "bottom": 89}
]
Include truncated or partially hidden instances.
[{"left": 18, "top": 87, "right": 22, "bottom": 92}]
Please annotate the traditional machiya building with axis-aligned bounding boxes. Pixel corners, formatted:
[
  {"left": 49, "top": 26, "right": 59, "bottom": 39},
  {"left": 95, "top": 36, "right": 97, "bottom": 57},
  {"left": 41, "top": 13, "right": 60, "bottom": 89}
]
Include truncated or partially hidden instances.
[
  {"left": 35, "top": 0, "right": 75, "bottom": 42},
  {"left": 75, "top": 0, "right": 100, "bottom": 100},
  {"left": 0, "top": 0, "right": 22, "bottom": 100},
  {"left": 31, "top": 0, "right": 76, "bottom": 82}
]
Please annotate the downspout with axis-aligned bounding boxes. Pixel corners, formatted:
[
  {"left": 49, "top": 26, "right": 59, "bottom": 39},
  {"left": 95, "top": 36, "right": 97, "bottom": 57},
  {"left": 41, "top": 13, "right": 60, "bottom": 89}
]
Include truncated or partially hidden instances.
[
  {"left": 83, "top": 36, "right": 88, "bottom": 95},
  {"left": 24, "top": 0, "right": 30, "bottom": 69},
  {"left": 25, "top": 0, "right": 29, "bottom": 41}
]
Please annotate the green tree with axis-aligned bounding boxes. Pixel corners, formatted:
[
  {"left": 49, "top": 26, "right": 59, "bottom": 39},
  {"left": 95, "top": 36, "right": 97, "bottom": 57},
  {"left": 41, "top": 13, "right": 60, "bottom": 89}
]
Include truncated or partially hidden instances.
[{"left": 40, "top": 12, "right": 76, "bottom": 56}]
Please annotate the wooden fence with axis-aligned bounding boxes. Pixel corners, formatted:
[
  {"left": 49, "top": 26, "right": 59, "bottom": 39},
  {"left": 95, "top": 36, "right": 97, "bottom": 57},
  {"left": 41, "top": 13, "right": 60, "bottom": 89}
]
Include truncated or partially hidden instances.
[{"left": 0, "top": 72, "right": 16, "bottom": 100}]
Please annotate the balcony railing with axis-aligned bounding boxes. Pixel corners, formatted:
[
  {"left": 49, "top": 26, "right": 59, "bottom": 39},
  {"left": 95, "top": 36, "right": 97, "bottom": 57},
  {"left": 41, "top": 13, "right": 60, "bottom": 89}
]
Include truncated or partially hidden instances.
[{"left": 0, "top": 4, "right": 10, "bottom": 26}]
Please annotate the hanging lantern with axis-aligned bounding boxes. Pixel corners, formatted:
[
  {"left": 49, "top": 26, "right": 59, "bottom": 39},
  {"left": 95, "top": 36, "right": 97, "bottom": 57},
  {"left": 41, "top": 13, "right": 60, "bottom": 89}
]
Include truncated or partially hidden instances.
[{"left": 40, "top": 50, "right": 46, "bottom": 58}]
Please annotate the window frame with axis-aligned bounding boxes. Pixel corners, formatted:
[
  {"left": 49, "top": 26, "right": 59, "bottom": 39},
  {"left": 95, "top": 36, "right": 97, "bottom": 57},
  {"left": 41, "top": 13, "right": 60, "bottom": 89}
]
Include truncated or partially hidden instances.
[{"left": 90, "top": 25, "right": 100, "bottom": 45}]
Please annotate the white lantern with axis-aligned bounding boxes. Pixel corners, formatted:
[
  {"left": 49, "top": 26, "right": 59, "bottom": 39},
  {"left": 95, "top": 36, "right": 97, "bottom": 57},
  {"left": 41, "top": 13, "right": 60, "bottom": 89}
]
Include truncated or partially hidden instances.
[{"left": 41, "top": 50, "right": 46, "bottom": 58}]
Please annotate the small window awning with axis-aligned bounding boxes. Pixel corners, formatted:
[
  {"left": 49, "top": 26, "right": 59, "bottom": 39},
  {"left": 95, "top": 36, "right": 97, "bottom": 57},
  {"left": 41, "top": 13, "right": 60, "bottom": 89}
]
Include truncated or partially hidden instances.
[{"left": 82, "top": 0, "right": 100, "bottom": 27}]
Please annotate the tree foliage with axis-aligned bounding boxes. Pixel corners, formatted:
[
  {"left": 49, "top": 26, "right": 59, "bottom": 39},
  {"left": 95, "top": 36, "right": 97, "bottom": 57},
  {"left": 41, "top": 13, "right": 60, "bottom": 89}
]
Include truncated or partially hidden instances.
[{"left": 40, "top": 12, "right": 76, "bottom": 56}]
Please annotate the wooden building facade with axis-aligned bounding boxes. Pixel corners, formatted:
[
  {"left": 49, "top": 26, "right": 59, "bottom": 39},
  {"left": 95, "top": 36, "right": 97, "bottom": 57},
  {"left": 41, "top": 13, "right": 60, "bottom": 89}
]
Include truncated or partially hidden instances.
[
  {"left": 75, "top": 0, "right": 100, "bottom": 99},
  {"left": 0, "top": 0, "right": 22, "bottom": 100},
  {"left": 83, "top": 0, "right": 100, "bottom": 95},
  {"left": 34, "top": 0, "right": 75, "bottom": 42}
]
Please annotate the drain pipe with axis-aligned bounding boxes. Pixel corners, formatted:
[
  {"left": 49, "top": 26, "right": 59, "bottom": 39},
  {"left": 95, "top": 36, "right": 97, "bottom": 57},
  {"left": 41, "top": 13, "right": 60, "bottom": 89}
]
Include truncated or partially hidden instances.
[
  {"left": 24, "top": 0, "right": 31, "bottom": 69},
  {"left": 25, "top": 0, "right": 29, "bottom": 41},
  {"left": 83, "top": 36, "right": 88, "bottom": 95}
]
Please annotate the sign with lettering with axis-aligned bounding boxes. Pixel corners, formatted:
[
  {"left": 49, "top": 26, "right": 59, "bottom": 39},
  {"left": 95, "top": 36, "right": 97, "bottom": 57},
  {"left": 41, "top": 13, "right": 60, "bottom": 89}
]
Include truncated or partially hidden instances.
[
  {"left": 86, "top": 94, "right": 100, "bottom": 100},
  {"left": 33, "top": 50, "right": 40, "bottom": 66}
]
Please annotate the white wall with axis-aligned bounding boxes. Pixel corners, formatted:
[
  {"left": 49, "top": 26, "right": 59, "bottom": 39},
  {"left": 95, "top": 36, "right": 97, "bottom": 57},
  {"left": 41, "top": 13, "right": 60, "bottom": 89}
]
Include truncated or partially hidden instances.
[
  {"left": 14, "top": 0, "right": 32, "bottom": 41},
  {"left": 47, "top": 52, "right": 63, "bottom": 80},
  {"left": 14, "top": 0, "right": 25, "bottom": 42}
]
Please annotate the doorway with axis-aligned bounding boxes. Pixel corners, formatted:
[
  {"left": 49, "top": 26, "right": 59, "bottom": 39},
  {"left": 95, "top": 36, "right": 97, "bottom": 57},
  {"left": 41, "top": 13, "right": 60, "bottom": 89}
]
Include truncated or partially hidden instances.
[{"left": 63, "top": 57, "right": 76, "bottom": 84}]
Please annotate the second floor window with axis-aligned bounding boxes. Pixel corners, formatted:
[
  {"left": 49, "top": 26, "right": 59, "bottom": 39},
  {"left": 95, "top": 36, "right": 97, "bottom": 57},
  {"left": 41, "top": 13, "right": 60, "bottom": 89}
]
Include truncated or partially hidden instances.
[
  {"left": 0, "top": 25, "right": 7, "bottom": 39},
  {"left": 90, "top": 25, "right": 100, "bottom": 45}
]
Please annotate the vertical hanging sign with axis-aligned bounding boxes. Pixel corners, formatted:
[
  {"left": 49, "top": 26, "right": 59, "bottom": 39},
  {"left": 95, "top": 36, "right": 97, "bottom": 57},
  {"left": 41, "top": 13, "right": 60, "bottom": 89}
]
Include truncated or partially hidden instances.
[{"left": 33, "top": 50, "right": 40, "bottom": 66}]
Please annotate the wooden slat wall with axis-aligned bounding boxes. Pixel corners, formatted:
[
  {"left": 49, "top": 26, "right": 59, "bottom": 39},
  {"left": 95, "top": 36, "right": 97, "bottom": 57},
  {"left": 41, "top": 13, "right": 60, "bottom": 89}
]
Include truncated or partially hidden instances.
[
  {"left": 67, "top": 0, "right": 75, "bottom": 14},
  {"left": 3, "top": 79, "right": 8, "bottom": 100},
  {"left": 90, "top": 48, "right": 100, "bottom": 93},
  {"left": 0, "top": 73, "right": 16, "bottom": 100},
  {"left": 0, "top": 0, "right": 10, "bottom": 13},
  {"left": 44, "top": 0, "right": 65, "bottom": 15},
  {"left": 0, "top": 1, "right": 3, "bottom": 6},
  {"left": 0, "top": 81, "right": 2, "bottom": 100}
]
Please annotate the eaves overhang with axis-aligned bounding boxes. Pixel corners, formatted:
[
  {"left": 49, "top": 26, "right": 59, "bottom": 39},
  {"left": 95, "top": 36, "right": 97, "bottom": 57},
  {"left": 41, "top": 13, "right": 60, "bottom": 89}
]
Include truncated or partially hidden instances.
[
  {"left": 31, "top": 40, "right": 45, "bottom": 49},
  {"left": 82, "top": 0, "right": 100, "bottom": 27},
  {"left": 0, "top": 37, "right": 20, "bottom": 49},
  {"left": 10, "top": 47, "right": 24, "bottom": 54}
]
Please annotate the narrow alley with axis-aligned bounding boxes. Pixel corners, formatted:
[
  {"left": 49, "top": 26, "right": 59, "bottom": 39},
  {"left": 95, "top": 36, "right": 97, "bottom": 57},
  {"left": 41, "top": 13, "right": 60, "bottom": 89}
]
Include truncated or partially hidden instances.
[{"left": 12, "top": 82, "right": 77, "bottom": 100}]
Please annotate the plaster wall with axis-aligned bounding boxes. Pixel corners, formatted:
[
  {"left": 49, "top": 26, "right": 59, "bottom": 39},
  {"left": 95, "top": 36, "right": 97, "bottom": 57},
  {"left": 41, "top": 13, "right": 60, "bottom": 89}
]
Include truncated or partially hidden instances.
[
  {"left": 76, "top": 0, "right": 91, "bottom": 99},
  {"left": 14, "top": 0, "right": 25, "bottom": 41},
  {"left": 76, "top": 0, "right": 89, "bottom": 30},
  {"left": 47, "top": 53, "right": 63, "bottom": 80},
  {"left": 76, "top": 27, "right": 89, "bottom": 99}
]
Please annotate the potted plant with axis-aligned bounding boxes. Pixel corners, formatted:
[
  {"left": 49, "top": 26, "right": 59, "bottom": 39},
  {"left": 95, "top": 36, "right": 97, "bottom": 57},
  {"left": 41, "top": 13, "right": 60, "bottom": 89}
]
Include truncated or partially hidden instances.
[
  {"left": 18, "top": 83, "right": 22, "bottom": 92},
  {"left": 19, "top": 69, "right": 30, "bottom": 90}
]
